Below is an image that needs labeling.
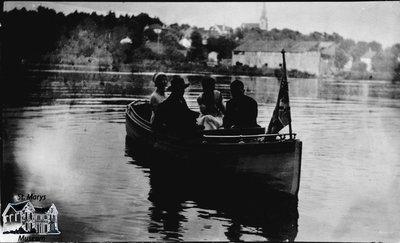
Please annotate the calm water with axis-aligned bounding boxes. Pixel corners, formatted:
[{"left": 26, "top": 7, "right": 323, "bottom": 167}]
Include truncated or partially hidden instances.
[{"left": 2, "top": 74, "right": 400, "bottom": 241}]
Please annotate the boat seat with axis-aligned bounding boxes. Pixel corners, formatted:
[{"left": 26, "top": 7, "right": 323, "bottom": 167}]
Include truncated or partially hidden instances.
[{"left": 203, "top": 127, "right": 266, "bottom": 136}]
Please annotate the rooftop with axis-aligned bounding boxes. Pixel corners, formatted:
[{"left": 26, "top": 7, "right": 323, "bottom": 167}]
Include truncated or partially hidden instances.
[
  {"left": 234, "top": 40, "right": 334, "bottom": 53},
  {"left": 5, "top": 201, "right": 54, "bottom": 214},
  {"left": 10, "top": 201, "right": 30, "bottom": 212},
  {"left": 34, "top": 205, "right": 52, "bottom": 214},
  {"left": 241, "top": 23, "right": 260, "bottom": 29}
]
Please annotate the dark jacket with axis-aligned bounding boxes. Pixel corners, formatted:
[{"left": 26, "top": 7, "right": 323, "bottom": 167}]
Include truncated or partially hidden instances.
[
  {"left": 152, "top": 94, "right": 200, "bottom": 137},
  {"left": 223, "top": 95, "right": 258, "bottom": 129}
]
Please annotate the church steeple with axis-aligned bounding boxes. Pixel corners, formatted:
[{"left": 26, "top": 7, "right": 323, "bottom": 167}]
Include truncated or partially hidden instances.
[{"left": 259, "top": 2, "right": 268, "bottom": 31}]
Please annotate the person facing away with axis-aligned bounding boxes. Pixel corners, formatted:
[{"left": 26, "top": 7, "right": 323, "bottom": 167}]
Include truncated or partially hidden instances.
[
  {"left": 196, "top": 76, "right": 225, "bottom": 130},
  {"left": 223, "top": 79, "right": 259, "bottom": 129},
  {"left": 150, "top": 72, "right": 168, "bottom": 123},
  {"left": 152, "top": 75, "right": 201, "bottom": 138}
]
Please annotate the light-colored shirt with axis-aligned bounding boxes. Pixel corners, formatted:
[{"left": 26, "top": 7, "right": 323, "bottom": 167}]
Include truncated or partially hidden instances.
[
  {"left": 150, "top": 91, "right": 167, "bottom": 123},
  {"left": 197, "top": 90, "right": 224, "bottom": 118}
]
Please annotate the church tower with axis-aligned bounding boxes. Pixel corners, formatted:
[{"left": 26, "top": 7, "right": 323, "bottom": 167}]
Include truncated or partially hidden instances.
[{"left": 259, "top": 2, "right": 268, "bottom": 31}]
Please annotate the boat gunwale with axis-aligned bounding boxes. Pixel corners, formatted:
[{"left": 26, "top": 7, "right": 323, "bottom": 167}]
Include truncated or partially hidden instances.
[{"left": 126, "top": 100, "right": 299, "bottom": 142}]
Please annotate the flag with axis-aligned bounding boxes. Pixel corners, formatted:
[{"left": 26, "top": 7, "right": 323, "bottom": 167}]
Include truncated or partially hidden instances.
[{"left": 267, "top": 50, "right": 292, "bottom": 134}]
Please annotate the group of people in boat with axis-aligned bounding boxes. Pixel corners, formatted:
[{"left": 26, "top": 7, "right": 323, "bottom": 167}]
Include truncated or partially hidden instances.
[{"left": 150, "top": 72, "right": 258, "bottom": 138}]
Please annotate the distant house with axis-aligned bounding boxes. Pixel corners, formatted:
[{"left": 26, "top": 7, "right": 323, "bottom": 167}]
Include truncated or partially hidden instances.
[
  {"left": 179, "top": 27, "right": 209, "bottom": 48},
  {"left": 208, "top": 51, "right": 218, "bottom": 62},
  {"left": 360, "top": 48, "right": 376, "bottom": 72},
  {"left": 232, "top": 40, "right": 336, "bottom": 76},
  {"left": 179, "top": 38, "right": 192, "bottom": 49},
  {"left": 241, "top": 23, "right": 260, "bottom": 30},
  {"left": 2, "top": 201, "right": 60, "bottom": 235},
  {"left": 147, "top": 24, "right": 164, "bottom": 36},
  {"left": 343, "top": 55, "right": 354, "bottom": 71},
  {"left": 180, "top": 28, "right": 192, "bottom": 39},
  {"left": 120, "top": 37, "right": 132, "bottom": 44},
  {"left": 209, "top": 25, "right": 233, "bottom": 37},
  {"left": 207, "top": 51, "right": 219, "bottom": 66}
]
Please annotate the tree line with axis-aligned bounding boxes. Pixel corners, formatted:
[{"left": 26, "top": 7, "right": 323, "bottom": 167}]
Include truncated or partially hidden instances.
[{"left": 1, "top": 7, "right": 400, "bottom": 79}]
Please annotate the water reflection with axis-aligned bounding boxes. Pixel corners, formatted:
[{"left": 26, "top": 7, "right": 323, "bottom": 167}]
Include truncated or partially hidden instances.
[
  {"left": 11, "top": 71, "right": 400, "bottom": 108},
  {"left": 3, "top": 74, "right": 400, "bottom": 241},
  {"left": 126, "top": 138, "right": 299, "bottom": 241},
  {"left": 147, "top": 170, "right": 186, "bottom": 241}
]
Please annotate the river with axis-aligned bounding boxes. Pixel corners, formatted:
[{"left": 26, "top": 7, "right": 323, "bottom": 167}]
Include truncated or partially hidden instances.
[{"left": 1, "top": 73, "right": 400, "bottom": 241}]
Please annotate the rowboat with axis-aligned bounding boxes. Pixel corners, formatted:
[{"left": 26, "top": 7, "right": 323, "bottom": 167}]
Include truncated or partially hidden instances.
[
  {"left": 125, "top": 100, "right": 302, "bottom": 196},
  {"left": 126, "top": 50, "right": 302, "bottom": 196}
]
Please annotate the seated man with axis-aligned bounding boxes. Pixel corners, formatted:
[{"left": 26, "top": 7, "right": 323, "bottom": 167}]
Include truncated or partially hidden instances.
[
  {"left": 152, "top": 75, "right": 201, "bottom": 138},
  {"left": 223, "top": 79, "right": 259, "bottom": 129}
]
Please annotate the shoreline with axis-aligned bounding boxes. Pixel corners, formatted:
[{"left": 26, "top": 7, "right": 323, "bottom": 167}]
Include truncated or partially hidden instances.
[{"left": 23, "top": 68, "right": 395, "bottom": 83}]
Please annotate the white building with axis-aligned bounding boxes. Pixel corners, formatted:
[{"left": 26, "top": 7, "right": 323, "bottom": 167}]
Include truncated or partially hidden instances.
[
  {"left": 179, "top": 38, "right": 192, "bottom": 49},
  {"left": 232, "top": 40, "right": 336, "bottom": 76},
  {"left": 209, "top": 25, "right": 233, "bottom": 37},
  {"left": 360, "top": 48, "right": 376, "bottom": 72},
  {"left": 343, "top": 56, "right": 353, "bottom": 71},
  {"left": 120, "top": 37, "right": 132, "bottom": 44},
  {"left": 207, "top": 51, "right": 219, "bottom": 66},
  {"left": 2, "top": 201, "right": 60, "bottom": 235}
]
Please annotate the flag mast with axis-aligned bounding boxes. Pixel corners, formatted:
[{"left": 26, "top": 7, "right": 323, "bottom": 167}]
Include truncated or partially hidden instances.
[{"left": 281, "top": 49, "right": 293, "bottom": 139}]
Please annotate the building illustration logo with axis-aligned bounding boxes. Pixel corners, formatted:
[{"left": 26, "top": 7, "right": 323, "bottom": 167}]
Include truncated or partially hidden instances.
[{"left": 2, "top": 200, "right": 60, "bottom": 235}]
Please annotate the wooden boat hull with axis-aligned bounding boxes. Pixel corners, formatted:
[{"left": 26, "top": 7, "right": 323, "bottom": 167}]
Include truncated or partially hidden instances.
[{"left": 126, "top": 101, "right": 302, "bottom": 196}]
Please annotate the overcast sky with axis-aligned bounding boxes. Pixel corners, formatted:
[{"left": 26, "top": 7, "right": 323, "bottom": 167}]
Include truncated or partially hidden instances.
[{"left": 4, "top": 1, "right": 400, "bottom": 48}]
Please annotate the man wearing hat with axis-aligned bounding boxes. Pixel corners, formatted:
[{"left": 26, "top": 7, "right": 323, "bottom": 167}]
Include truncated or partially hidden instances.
[
  {"left": 152, "top": 75, "right": 201, "bottom": 138},
  {"left": 150, "top": 72, "right": 168, "bottom": 123}
]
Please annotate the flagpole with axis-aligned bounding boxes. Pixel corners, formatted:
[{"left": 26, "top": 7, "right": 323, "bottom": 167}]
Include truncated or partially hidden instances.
[{"left": 281, "top": 49, "right": 293, "bottom": 140}]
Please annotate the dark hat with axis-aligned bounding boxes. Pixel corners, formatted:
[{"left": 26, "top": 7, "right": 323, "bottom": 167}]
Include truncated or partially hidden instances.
[
  {"left": 152, "top": 72, "right": 167, "bottom": 84},
  {"left": 231, "top": 79, "right": 244, "bottom": 90},
  {"left": 167, "top": 76, "right": 190, "bottom": 92}
]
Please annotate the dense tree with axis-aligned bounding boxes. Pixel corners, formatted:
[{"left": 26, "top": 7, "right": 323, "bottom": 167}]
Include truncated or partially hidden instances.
[
  {"left": 339, "top": 39, "right": 356, "bottom": 53},
  {"left": 232, "top": 27, "right": 244, "bottom": 40},
  {"left": 351, "top": 61, "right": 367, "bottom": 72},
  {"left": 307, "top": 31, "right": 324, "bottom": 41},
  {"left": 327, "top": 32, "right": 344, "bottom": 43},
  {"left": 371, "top": 45, "right": 400, "bottom": 73},
  {"left": 280, "top": 28, "right": 303, "bottom": 41},
  {"left": 390, "top": 44, "right": 400, "bottom": 58},
  {"left": 2, "top": 6, "right": 164, "bottom": 71},
  {"left": 188, "top": 30, "right": 206, "bottom": 61},
  {"left": 351, "top": 41, "right": 369, "bottom": 60},
  {"left": 2, "top": 6, "right": 399, "bottom": 81},
  {"left": 393, "top": 63, "right": 400, "bottom": 81},
  {"left": 206, "top": 37, "right": 238, "bottom": 60},
  {"left": 161, "top": 30, "right": 181, "bottom": 49},
  {"left": 368, "top": 41, "right": 382, "bottom": 53},
  {"left": 371, "top": 51, "right": 392, "bottom": 72},
  {"left": 334, "top": 48, "right": 349, "bottom": 70}
]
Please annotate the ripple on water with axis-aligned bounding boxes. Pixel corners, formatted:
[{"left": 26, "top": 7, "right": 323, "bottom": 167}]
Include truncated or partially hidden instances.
[{"left": 2, "top": 77, "right": 400, "bottom": 241}]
